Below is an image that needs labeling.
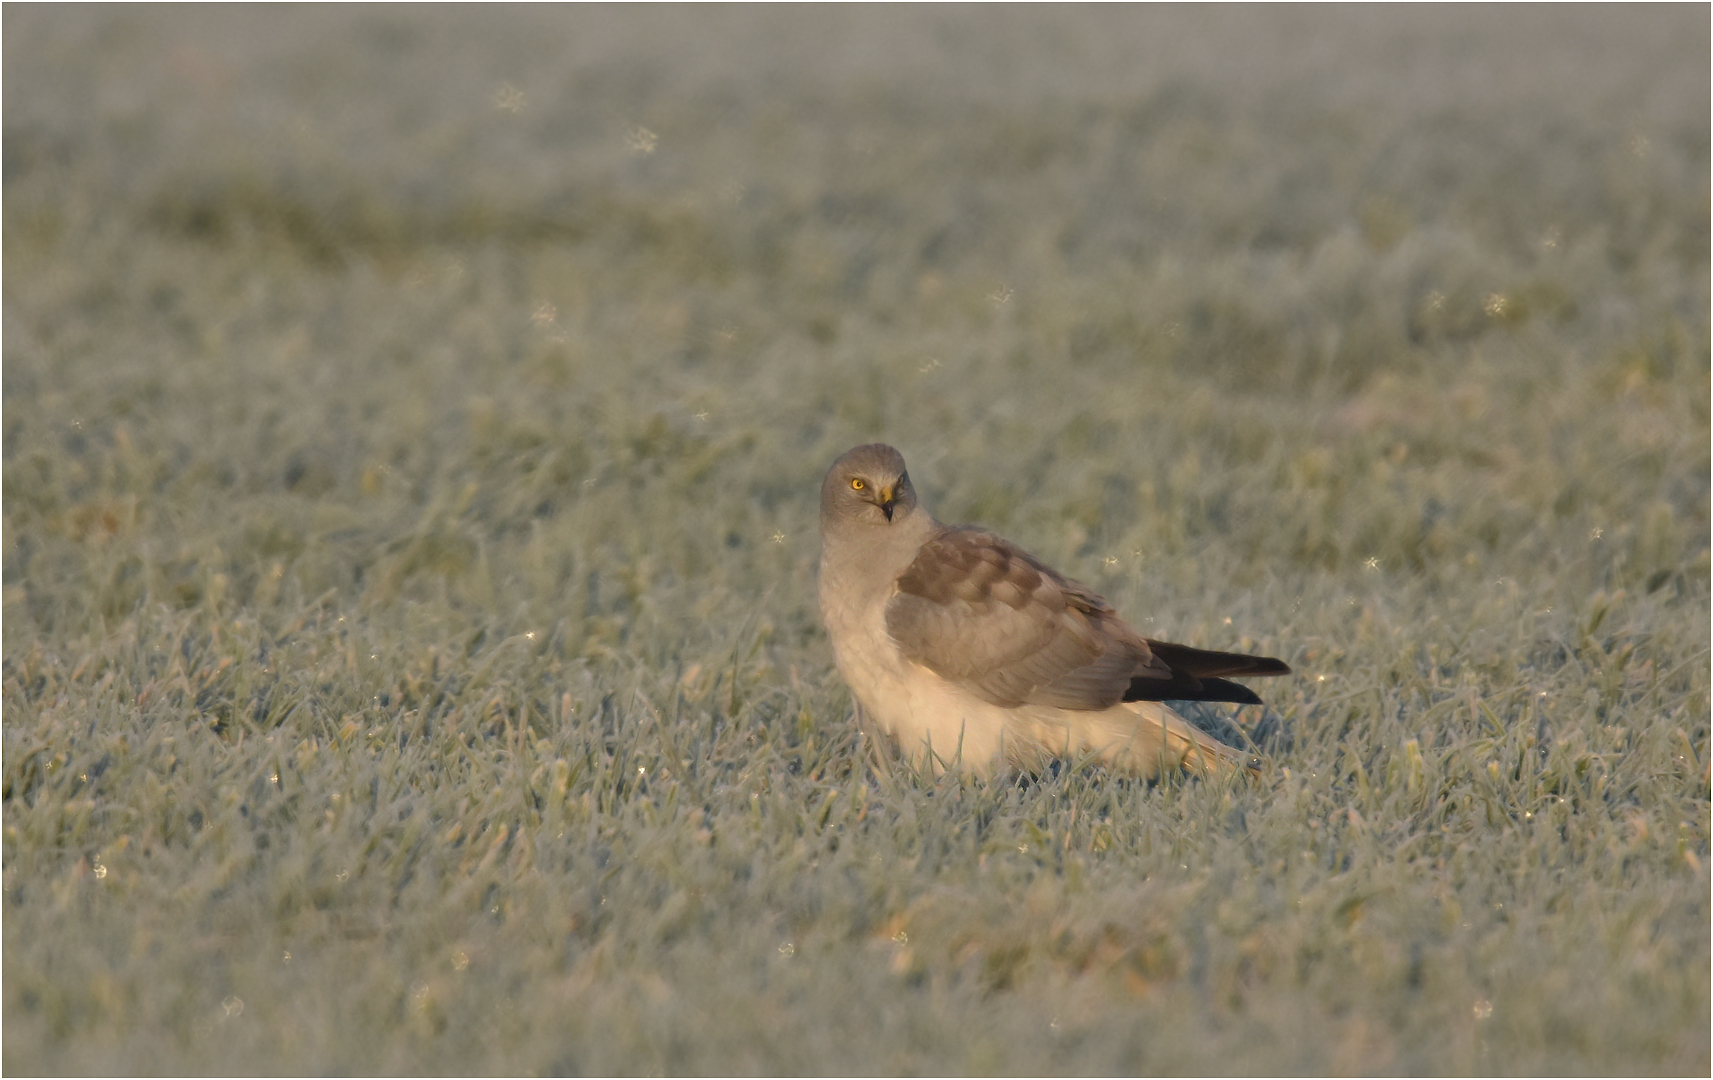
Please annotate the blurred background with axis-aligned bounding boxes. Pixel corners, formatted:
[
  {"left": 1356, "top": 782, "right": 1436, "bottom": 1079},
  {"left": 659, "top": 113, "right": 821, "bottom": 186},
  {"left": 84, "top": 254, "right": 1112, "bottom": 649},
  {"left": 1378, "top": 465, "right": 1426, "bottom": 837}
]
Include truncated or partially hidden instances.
[
  {"left": 6, "top": 6, "right": 1705, "bottom": 624},
  {"left": 3, "top": 7, "right": 1707, "bottom": 1074}
]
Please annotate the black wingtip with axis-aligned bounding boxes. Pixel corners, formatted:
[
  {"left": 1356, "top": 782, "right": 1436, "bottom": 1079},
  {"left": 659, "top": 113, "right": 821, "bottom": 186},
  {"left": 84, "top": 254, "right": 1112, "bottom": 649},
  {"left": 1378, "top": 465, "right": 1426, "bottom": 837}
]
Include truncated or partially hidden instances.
[
  {"left": 1124, "top": 675, "right": 1267, "bottom": 705},
  {"left": 1200, "top": 677, "right": 1266, "bottom": 705}
]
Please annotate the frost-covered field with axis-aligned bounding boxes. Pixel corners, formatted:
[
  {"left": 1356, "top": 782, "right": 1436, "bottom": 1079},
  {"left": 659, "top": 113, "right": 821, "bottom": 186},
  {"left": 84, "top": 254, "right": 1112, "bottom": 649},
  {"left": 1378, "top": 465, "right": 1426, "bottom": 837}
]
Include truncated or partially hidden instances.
[{"left": 4, "top": 7, "right": 1707, "bottom": 1074}]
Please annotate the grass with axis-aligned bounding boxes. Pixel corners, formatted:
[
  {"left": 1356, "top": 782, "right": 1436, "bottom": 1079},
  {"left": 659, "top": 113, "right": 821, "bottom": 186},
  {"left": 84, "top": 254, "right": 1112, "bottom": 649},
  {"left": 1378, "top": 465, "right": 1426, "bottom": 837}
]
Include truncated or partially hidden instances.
[{"left": 3, "top": 6, "right": 1708, "bottom": 1074}]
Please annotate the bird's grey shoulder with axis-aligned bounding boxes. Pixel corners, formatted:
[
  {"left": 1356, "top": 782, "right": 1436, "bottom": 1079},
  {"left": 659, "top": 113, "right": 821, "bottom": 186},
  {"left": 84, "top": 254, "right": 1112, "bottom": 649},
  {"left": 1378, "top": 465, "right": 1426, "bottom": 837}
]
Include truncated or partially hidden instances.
[{"left": 882, "top": 526, "right": 1145, "bottom": 707}]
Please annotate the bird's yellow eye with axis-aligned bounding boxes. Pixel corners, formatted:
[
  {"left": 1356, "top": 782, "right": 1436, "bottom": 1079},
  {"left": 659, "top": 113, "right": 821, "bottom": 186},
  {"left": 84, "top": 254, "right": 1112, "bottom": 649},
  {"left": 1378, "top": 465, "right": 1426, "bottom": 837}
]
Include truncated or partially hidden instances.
[{"left": 851, "top": 478, "right": 866, "bottom": 491}]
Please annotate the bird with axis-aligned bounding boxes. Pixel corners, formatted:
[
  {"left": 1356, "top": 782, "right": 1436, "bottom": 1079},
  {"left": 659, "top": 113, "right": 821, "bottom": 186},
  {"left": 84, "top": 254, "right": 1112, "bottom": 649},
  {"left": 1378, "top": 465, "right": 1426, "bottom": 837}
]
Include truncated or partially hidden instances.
[{"left": 817, "top": 443, "right": 1290, "bottom": 779}]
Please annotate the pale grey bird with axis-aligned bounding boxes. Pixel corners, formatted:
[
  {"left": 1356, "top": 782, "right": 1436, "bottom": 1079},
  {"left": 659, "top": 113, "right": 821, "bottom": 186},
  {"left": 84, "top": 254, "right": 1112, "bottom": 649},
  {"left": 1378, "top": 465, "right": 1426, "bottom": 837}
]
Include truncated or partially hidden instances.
[{"left": 818, "top": 443, "right": 1290, "bottom": 778}]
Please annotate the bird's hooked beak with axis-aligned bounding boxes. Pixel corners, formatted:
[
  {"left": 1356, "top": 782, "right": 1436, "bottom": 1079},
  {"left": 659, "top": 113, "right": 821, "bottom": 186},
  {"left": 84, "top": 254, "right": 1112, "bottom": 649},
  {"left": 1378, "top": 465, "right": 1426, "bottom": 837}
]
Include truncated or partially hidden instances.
[{"left": 877, "top": 484, "right": 897, "bottom": 521}]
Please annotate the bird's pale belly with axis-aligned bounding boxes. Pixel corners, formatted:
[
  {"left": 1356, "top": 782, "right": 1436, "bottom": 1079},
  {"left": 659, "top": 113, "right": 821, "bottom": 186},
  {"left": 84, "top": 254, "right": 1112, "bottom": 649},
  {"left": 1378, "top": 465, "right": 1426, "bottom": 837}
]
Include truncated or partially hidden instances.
[
  {"left": 832, "top": 637, "right": 1190, "bottom": 777},
  {"left": 821, "top": 594, "right": 997, "bottom": 770}
]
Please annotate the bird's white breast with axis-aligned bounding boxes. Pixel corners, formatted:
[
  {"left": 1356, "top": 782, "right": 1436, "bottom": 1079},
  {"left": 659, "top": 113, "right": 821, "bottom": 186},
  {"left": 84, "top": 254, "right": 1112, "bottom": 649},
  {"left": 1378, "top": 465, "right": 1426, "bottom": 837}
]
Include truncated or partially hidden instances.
[{"left": 819, "top": 560, "right": 1034, "bottom": 771}]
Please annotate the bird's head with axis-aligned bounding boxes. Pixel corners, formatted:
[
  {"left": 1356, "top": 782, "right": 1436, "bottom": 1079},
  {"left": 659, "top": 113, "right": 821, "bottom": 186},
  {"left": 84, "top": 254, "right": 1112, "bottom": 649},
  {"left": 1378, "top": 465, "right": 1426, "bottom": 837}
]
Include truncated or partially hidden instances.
[{"left": 821, "top": 443, "right": 919, "bottom": 529}]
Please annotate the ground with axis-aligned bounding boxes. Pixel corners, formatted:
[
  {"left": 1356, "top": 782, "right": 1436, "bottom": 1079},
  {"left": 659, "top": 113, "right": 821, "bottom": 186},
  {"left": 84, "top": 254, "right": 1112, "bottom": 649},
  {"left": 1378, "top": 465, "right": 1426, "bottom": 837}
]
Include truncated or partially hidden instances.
[{"left": 3, "top": 7, "right": 1708, "bottom": 1074}]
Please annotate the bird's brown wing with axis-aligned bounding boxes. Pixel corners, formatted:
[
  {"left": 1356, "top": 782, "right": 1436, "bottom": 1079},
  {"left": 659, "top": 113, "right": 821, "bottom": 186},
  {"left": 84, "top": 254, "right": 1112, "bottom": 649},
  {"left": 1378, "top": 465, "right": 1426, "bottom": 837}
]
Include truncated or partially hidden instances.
[
  {"left": 884, "top": 528, "right": 1172, "bottom": 710},
  {"left": 885, "top": 528, "right": 1291, "bottom": 710}
]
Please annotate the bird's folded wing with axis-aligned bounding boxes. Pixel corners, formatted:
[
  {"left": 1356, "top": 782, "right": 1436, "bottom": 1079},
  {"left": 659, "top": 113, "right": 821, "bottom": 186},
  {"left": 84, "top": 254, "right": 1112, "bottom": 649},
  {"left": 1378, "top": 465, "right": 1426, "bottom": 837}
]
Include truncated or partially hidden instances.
[{"left": 884, "top": 528, "right": 1170, "bottom": 710}]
